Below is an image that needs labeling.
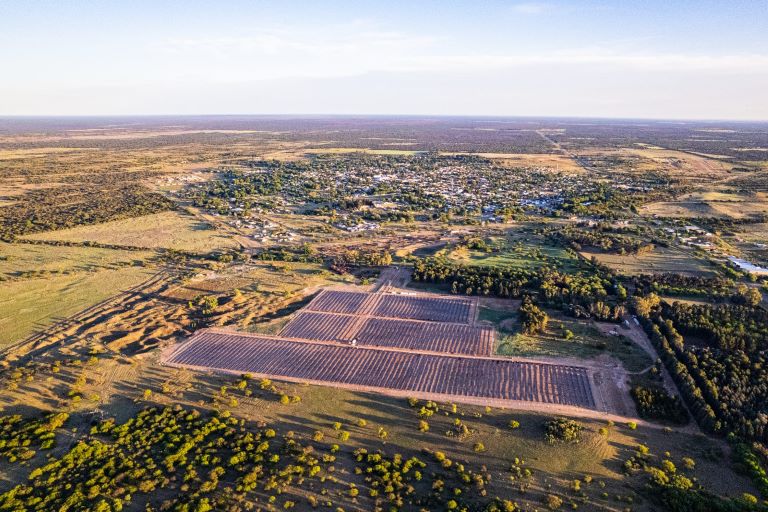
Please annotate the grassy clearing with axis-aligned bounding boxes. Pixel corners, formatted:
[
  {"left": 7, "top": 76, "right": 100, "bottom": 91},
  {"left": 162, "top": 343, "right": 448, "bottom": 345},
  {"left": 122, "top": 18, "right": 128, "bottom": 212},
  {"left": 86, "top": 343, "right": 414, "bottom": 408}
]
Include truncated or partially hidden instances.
[
  {"left": 165, "top": 261, "right": 354, "bottom": 314},
  {"left": 22, "top": 210, "right": 238, "bottom": 252},
  {"left": 585, "top": 148, "right": 734, "bottom": 179},
  {"left": 437, "top": 236, "right": 581, "bottom": 272},
  {"left": 478, "top": 306, "right": 515, "bottom": 326},
  {"left": 496, "top": 315, "right": 653, "bottom": 372},
  {"left": 0, "top": 243, "right": 158, "bottom": 345},
  {"left": 581, "top": 246, "right": 717, "bottom": 277},
  {"left": 640, "top": 199, "right": 768, "bottom": 219},
  {"left": 0, "top": 266, "right": 154, "bottom": 345},
  {"left": 0, "top": 242, "right": 153, "bottom": 280}
]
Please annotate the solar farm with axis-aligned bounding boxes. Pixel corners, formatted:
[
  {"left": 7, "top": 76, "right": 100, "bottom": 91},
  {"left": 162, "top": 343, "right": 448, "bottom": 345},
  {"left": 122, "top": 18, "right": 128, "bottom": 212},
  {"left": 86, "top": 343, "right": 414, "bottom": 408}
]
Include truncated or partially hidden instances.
[{"left": 163, "top": 288, "right": 597, "bottom": 410}]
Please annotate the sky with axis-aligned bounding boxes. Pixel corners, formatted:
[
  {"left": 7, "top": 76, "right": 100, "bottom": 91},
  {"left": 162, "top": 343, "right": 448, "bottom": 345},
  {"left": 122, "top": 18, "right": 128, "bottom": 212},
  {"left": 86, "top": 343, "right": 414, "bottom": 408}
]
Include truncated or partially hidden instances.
[{"left": 1, "top": 0, "right": 767, "bottom": 119}]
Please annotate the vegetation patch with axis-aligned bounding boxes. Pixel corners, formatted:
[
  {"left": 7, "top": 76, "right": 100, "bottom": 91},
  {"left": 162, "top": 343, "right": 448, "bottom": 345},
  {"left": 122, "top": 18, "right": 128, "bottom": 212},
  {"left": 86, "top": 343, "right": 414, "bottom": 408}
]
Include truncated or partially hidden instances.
[{"left": 630, "top": 384, "right": 689, "bottom": 425}]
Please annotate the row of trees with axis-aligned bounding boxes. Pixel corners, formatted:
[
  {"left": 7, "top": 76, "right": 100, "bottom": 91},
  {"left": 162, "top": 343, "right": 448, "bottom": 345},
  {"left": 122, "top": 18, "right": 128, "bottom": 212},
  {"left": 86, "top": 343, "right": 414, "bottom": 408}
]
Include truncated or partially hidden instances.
[
  {"left": 662, "top": 301, "right": 768, "bottom": 353},
  {"left": 637, "top": 300, "right": 768, "bottom": 442},
  {"left": 412, "top": 258, "right": 624, "bottom": 322},
  {"left": 631, "top": 273, "right": 736, "bottom": 299}
]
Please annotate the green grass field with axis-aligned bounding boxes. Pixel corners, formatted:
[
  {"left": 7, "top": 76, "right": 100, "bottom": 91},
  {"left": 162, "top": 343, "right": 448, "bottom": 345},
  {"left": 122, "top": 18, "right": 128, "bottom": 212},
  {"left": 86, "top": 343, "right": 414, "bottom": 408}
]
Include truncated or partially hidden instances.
[
  {"left": 0, "top": 242, "right": 153, "bottom": 279},
  {"left": 0, "top": 243, "right": 160, "bottom": 345},
  {"left": 438, "top": 237, "right": 581, "bottom": 272},
  {"left": 0, "top": 265, "right": 155, "bottom": 345},
  {"left": 494, "top": 313, "right": 653, "bottom": 372},
  {"left": 22, "top": 210, "right": 238, "bottom": 252}
]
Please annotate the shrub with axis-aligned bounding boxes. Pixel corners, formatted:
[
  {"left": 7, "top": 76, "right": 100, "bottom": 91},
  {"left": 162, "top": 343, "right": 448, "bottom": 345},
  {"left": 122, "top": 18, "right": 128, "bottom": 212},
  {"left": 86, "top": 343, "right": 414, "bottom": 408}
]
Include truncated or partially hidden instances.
[
  {"left": 544, "top": 418, "right": 583, "bottom": 444},
  {"left": 545, "top": 494, "right": 563, "bottom": 510}
]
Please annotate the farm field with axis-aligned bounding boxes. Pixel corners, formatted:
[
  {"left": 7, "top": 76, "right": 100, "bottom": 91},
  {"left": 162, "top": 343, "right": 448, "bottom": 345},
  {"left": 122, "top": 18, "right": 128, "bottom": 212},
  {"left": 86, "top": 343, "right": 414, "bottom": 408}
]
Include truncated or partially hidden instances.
[
  {"left": 0, "top": 242, "right": 154, "bottom": 279},
  {"left": 22, "top": 210, "right": 238, "bottom": 252},
  {"left": 372, "top": 293, "right": 475, "bottom": 323},
  {"left": 305, "top": 288, "right": 477, "bottom": 324},
  {"left": 354, "top": 316, "right": 494, "bottom": 354}
]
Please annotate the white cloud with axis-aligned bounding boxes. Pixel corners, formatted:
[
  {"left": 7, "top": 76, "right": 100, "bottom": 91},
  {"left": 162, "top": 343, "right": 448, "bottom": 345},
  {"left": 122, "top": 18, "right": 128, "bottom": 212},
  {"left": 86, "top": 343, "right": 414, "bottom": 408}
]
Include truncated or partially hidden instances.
[{"left": 154, "top": 28, "right": 768, "bottom": 81}]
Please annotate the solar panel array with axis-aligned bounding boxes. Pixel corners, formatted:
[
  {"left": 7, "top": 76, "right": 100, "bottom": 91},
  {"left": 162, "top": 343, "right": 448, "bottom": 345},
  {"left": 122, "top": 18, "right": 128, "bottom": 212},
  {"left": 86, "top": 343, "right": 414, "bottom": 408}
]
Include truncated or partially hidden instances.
[
  {"left": 165, "top": 330, "right": 595, "bottom": 408},
  {"left": 305, "top": 290, "right": 474, "bottom": 324},
  {"left": 163, "top": 288, "right": 596, "bottom": 410}
]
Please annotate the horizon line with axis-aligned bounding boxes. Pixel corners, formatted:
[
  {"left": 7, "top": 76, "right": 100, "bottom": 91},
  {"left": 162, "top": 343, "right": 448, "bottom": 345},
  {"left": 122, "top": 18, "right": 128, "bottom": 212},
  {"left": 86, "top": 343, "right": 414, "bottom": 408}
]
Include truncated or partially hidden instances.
[{"left": 1, "top": 113, "right": 767, "bottom": 124}]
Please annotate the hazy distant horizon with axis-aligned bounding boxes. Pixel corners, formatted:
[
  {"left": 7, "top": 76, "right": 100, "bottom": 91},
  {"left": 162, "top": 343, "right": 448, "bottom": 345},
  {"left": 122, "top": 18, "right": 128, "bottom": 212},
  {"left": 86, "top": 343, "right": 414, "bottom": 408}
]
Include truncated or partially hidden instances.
[{"left": 1, "top": 114, "right": 767, "bottom": 125}]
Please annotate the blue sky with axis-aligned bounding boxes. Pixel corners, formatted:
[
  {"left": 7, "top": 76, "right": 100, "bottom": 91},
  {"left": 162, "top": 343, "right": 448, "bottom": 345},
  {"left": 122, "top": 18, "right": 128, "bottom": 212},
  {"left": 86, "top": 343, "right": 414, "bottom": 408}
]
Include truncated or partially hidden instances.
[{"left": 1, "top": 0, "right": 766, "bottom": 119}]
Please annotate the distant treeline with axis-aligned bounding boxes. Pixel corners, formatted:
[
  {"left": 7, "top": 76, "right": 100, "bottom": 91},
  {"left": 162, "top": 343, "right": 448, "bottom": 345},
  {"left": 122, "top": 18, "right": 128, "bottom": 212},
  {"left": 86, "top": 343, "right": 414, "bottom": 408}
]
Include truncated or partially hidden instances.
[{"left": 0, "top": 185, "right": 174, "bottom": 241}]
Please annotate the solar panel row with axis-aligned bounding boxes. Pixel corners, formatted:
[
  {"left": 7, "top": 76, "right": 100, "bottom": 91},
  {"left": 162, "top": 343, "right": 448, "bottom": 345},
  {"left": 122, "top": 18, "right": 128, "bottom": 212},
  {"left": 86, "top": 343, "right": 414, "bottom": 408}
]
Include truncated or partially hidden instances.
[
  {"left": 306, "top": 290, "right": 474, "bottom": 324},
  {"left": 165, "top": 330, "right": 596, "bottom": 409}
]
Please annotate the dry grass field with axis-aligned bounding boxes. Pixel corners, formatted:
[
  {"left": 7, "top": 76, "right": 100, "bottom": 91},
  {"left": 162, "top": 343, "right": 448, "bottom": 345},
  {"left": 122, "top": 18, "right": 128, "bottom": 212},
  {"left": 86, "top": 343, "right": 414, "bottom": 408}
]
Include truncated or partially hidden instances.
[
  {"left": 580, "top": 147, "right": 737, "bottom": 179},
  {"left": 442, "top": 152, "right": 585, "bottom": 172},
  {"left": 580, "top": 246, "right": 718, "bottom": 276},
  {"left": 0, "top": 242, "right": 153, "bottom": 278},
  {"left": 494, "top": 312, "right": 653, "bottom": 373},
  {"left": 0, "top": 265, "right": 155, "bottom": 346},
  {"left": 0, "top": 242, "right": 159, "bottom": 345},
  {"left": 640, "top": 191, "right": 768, "bottom": 219},
  {"left": 22, "top": 210, "right": 239, "bottom": 252}
]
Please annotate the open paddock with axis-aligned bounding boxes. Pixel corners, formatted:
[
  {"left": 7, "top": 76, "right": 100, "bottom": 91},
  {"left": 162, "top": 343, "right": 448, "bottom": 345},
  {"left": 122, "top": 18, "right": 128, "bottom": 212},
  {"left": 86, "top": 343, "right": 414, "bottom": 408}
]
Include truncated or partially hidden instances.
[
  {"left": 163, "top": 330, "right": 596, "bottom": 409},
  {"left": 579, "top": 246, "right": 717, "bottom": 277}
]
